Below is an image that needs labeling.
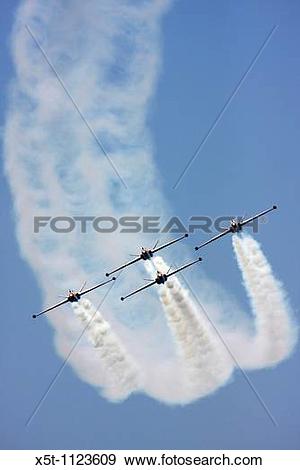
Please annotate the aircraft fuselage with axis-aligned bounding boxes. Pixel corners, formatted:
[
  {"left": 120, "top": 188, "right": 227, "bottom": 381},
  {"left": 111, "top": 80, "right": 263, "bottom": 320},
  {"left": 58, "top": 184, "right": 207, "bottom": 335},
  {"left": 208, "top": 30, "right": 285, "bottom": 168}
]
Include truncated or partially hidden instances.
[
  {"left": 140, "top": 249, "right": 153, "bottom": 261},
  {"left": 67, "top": 291, "right": 81, "bottom": 302},
  {"left": 155, "top": 273, "right": 168, "bottom": 285},
  {"left": 230, "top": 220, "right": 242, "bottom": 233}
]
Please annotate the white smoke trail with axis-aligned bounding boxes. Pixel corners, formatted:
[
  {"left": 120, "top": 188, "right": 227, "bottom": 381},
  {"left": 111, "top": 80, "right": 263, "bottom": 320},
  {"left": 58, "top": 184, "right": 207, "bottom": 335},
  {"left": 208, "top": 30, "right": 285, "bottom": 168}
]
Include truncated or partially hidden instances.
[
  {"left": 146, "top": 257, "right": 234, "bottom": 400},
  {"left": 232, "top": 235, "right": 296, "bottom": 368},
  {"left": 72, "top": 298, "right": 141, "bottom": 401},
  {"left": 4, "top": 0, "right": 176, "bottom": 395}
]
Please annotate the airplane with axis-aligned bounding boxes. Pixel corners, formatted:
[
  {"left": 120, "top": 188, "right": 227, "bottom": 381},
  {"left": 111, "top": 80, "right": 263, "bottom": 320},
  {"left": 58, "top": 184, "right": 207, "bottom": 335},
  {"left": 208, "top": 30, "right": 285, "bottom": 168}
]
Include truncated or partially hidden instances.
[
  {"left": 120, "top": 257, "right": 202, "bottom": 301},
  {"left": 32, "top": 277, "right": 116, "bottom": 319},
  {"left": 106, "top": 233, "right": 189, "bottom": 277},
  {"left": 195, "top": 205, "right": 277, "bottom": 251}
]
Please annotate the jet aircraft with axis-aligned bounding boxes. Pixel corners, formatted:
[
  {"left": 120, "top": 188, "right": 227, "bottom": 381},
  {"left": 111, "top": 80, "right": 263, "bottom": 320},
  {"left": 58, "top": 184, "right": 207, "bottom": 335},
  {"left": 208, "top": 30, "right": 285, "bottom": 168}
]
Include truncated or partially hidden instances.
[
  {"left": 32, "top": 277, "right": 116, "bottom": 319},
  {"left": 106, "top": 234, "right": 189, "bottom": 277},
  {"left": 195, "top": 205, "right": 277, "bottom": 251},
  {"left": 120, "top": 257, "right": 202, "bottom": 301}
]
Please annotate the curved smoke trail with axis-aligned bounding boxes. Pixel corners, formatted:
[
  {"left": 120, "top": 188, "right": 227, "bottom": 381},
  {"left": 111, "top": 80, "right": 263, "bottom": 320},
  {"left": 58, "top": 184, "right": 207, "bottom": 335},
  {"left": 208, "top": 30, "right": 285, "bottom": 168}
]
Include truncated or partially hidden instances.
[
  {"left": 232, "top": 235, "right": 296, "bottom": 368},
  {"left": 72, "top": 298, "right": 141, "bottom": 401},
  {"left": 145, "top": 257, "right": 234, "bottom": 401},
  {"left": 4, "top": 0, "right": 175, "bottom": 394}
]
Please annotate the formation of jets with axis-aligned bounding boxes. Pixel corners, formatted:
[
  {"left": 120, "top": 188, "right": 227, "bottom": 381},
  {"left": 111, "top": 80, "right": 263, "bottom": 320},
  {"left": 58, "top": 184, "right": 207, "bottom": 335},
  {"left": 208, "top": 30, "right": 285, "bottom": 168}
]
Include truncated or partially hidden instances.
[{"left": 32, "top": 205, "right": 277, "bottom": 319}]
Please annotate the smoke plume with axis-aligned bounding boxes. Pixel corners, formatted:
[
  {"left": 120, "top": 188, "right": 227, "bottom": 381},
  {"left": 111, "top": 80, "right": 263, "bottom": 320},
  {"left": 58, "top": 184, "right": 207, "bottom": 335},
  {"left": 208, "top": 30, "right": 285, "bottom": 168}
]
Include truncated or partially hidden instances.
[
  {"left": 73, "top": 298, "right": 141, "bottom": 400},
  {"left": 231, "top": 235, "right": 296, "bottom": 368},
  {"left": 145, "top": 257, "right": 234, "bottom": 401}
]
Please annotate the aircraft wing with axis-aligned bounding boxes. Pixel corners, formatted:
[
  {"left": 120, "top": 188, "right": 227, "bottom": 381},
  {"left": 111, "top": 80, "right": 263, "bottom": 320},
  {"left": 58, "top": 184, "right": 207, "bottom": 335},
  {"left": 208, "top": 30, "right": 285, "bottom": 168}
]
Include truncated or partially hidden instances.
[
  {"left": 240, "top": 205, "right": 277, "bottom": 228},
  {"left": 167, "top": 257, "right": 202, "bottom": 279},
  {"left": 81, "top": 277, "right": 115, "bottom": 296},
  {"left": 33, "top": 298, "right": 69, "bottom": 318},
  {"left": 121, "top": 280, "right": 156, "bottom": 301},
  {"left": 195, "top": 228, "right": 231, "bottom": 250},
  {"left": 106, "top": 257, "right": 140, "bottom": 277},
  {"left": 152, "top": 233, "right": 189, "bottom": 254}
]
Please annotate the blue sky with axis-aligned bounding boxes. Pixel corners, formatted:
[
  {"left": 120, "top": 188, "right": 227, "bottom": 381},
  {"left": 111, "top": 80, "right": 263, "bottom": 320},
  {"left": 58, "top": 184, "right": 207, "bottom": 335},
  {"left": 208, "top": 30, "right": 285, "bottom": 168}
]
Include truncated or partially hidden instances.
[{"left": 1, "top": 0, "right": 300, "bottom": 449}]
